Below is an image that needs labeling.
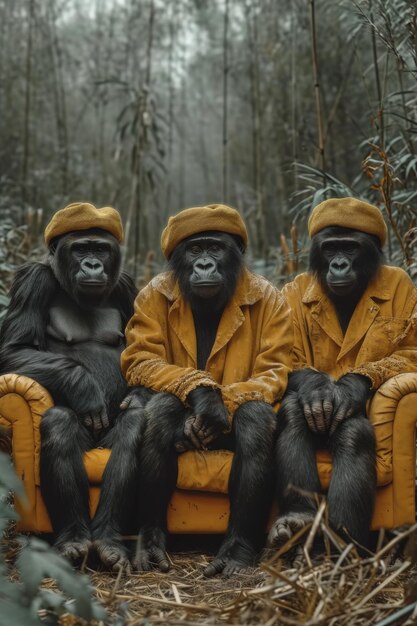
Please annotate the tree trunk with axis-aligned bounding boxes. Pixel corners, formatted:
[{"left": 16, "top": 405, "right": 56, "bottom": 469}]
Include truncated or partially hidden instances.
[
  {"left": 47, "top": 0, "right": 69, "bottom": 197},
  {"left": 222, "top": 0, "right": 229, "bottom": 203},
  {"left": 309, "top": 0, "right": 326, "bottom": 176},
  {"left": 21, "top": 0, "right": 35, "bottom": 203},
  {"left": 246, "top": 0, "right": 266, "bottom": 257}
]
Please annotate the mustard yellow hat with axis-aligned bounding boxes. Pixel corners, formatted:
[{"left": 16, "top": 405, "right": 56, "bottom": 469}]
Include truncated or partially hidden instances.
[
  {"left": 44, "top": 202, "right": 124, "bottom": 246},
  {"left": 308, "top": 197, "right": 387, "bottom": 245},
  {"left": 161, "top": 204, "right": 248, "bottom": 258}
]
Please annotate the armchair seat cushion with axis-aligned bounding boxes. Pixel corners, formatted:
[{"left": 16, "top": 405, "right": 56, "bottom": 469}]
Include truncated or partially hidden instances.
[{"left": 46, "top": 445, "right": 392, "bottom": 494}]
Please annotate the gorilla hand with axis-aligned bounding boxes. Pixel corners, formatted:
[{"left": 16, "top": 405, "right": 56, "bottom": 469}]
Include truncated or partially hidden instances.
[
  {"left": 330, "top": 373, "right": 371, "bottom": 434},
  {"left": 185, "top": 386, "right": 229, "bottom": 448},
  {"left": 67, "top": 367, "right": 109, "bottom": 434},
  {"left": 288, "top": 368, "right": 335, "bottom": 433},
  {"left": 82, "top": 406, "right": 109, "bottom": 435},
  {"left": 291, "top": 369, "right": 335, "bottom": 434}
]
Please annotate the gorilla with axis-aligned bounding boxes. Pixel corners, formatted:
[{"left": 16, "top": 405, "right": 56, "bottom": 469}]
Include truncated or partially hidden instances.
[{"left": 0, "top": 202, "right": 146, "bottom": 570}]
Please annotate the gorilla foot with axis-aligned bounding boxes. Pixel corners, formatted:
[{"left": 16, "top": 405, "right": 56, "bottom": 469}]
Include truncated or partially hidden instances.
[
  {"left": 133, "top": 527, "right": 170, "bottom": 572},
  {"left": 93, "top": 538, "right": 130, "bottom": 572},
  {"left": 56, "top": 537, "right": 92, "bottom": 564},
  {"left": 203, "top": 536, "right": 257, "bottom": 578},
  {"left": 267, "top": 511, "right": 315, "bottom": 549}
]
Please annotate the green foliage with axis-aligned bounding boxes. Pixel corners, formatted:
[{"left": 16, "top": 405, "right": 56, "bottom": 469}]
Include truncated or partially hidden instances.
[{"left": 0, "top": 450, "right": 109, "bottom": 626}]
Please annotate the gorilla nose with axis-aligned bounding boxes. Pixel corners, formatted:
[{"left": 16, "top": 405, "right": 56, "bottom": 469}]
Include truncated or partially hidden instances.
[
  {"left": 329, "top": 258, "right": 350, "bottom": 276},
  {"left": 84, "top": 260, "right": 101, "bottom": 270},
  {"left": 195, "top": 259, "right": 216, "bottom": 272},
  {"left": 81, "top": 258, "right": 103, "bottom": 276}
]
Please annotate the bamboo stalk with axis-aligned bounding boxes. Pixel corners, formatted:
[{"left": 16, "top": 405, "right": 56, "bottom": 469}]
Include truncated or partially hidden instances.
[
  {"left": 165, "top": 0, "right": 175, "bottom": 213},
  {"left": 222, "top": 0, "right": 229, "bottom": 202},
  {"left": 21, "top": 0, "right": 35, "bottom": 202},
  {"left": 369, "top": 0, "right": 384, "bottom": 149},
  {"left": 132, "top": 0, "right": 155, "bottom": 280},
  {"left": 309, "top": 0, "right": 326, "bottom": 177}
]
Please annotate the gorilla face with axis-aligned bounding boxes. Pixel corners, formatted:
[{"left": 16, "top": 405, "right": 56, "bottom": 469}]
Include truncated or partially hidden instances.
[
  {"left": 169, "top": 231, "right": 244, "bottom": 312},
  {"left": 309, "top": 226, "right": 383, "bottom": 300},
  {"left": 50, "top": 228, "right": 121, "bottom": 306}
]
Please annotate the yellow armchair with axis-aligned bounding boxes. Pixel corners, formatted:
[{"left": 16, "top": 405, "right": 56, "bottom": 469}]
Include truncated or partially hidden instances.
[{"left": 0, "top": 372, "right": 416, "bottom": 534}]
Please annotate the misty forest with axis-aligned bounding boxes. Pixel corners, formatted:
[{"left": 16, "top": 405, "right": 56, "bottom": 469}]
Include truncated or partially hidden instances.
[{"left": 0, "top": 0, "right": 416, "bottom": 289}]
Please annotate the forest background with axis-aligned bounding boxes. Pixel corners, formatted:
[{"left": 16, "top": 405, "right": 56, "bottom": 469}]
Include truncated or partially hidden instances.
[{"left": 0, "top": 0, "right": 416, "bottom": 292}]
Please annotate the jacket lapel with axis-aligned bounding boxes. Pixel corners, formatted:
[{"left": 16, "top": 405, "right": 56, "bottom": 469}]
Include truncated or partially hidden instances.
[
  {"left": 168, "top": 296, "right": 197, "bottom": 365},
  {"left": 207, "top": 269, "right": 264, "bottom": 365},
  {"left": 156, "top": 273, "right": 197, "bottom": 365},
  {"left": 338, "top": 270, "right": 390, "bottom": 360},
  {"left": 156, "top": 269, "right": 265, "bottom": 368},
  {"left": 303, "top": 279, "right": 343, "bottom": 348},
  {"left": 337, "top": 297, "right": 379, "bottom": 361}
]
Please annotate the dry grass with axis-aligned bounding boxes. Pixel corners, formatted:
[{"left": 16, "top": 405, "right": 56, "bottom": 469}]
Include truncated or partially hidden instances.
[
  {"left": 44, "top": 520, "right": 417, "bottom": 626},
  {"left": 4, "top": 516, "right": 417, "bottom": 625}
]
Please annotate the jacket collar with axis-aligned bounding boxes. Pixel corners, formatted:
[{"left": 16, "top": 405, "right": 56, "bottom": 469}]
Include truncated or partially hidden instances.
[
  {"left": 302, "top": 266, "right": 392, "bottom": 305},
  {"left": 301, "top": 266, "right": 391, "bottom": 357},
  {"left": 153, "top": 267, "right": 264, "bottom": 367},
  {"left": 154, "top": 267, "right": 265, "bottom": 307}
]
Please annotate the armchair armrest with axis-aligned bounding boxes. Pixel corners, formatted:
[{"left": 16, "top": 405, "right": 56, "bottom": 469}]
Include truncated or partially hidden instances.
[
  {"left": 0, "top": 373, "right": 53, "bottom": 512},
  {"left": 369, "top": 372, "right": 417, "bottom": 526}
]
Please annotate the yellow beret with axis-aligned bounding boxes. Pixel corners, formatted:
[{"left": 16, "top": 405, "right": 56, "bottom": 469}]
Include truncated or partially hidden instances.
[
  {"left": 44, "top": 202, "right": 124, "bottom": 246},
  {"left": 161, "top": 204, "right": 249, "bottom": 258},
  {"left": 308, "top": 197, "right": 387, "bottom": 246}
]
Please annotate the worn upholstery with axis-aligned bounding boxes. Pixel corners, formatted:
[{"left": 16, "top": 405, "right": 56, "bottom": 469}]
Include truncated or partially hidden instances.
[{"left": 0, "top": 372, "right": 416, "bottom": 533}]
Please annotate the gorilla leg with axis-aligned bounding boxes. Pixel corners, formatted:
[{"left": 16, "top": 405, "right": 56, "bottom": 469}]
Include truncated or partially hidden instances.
[
  {"left": 40, "top": 407, "right": 93, "bottom": 562},
  {"left": 328, "top": 416, "right": 376, "bottom": 546},
  {"left": 204, "top": 401, "right": 276, "bottom": 578},
  {"left": 268, "top": 392, "right": 321, "bottom": 548},
  {"left": 133, "top": 393, "right": 185, "bottom": 572},
  {"left": 90, "top": 408, "right": 146, "bottom": 571}
]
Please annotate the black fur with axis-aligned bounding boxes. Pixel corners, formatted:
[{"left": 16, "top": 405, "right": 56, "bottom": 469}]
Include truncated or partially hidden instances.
[
  {"left": 169, "top": 232, "right": 244, "bottom": 369},
  {"left": 0, "top": 228, "right": 143, "bottom": 568},
  {"left": 272, "top": 227, "right": 381, "bottom": 548},
  {"left": 275, "top": 389, "right": 376, "bottom": 545},
  {"left": 135, "top": 395, "right": 276, "bottom": 576},
  {"left": 135, "top": 232, "right": 275, "bottom": 576},
  {"left": 309, "top": 226, "right": 383, "bottom": 333}
]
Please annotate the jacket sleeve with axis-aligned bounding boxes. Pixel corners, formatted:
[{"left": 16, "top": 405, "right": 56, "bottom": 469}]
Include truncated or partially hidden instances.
[
  {"left": 352, "top": 280, "right": 417, "bottom": 389},
  {"left": 121, "top": 285, "right": 218, "bottom": 402},
  {"left": 221, "top": 289, "right": 293, "bottom": 417},
  {"left": 351, "top": 281, "right": 417, "bottom": 389}
]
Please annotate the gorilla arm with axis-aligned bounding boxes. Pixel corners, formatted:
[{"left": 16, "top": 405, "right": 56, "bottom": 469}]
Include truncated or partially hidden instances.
[
  {"left": 352, "top": 277, "right": 417, "bottom": 389},
  {"left": 0, "top": 263, "right": 108, "bottom": 426},
  {"left": 122, "top": 284, "right": 220, "bottom": 401}
]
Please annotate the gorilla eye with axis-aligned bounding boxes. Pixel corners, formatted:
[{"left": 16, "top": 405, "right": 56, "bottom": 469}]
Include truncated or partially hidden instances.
[
  {"left": 189, "top": 245, "right": 202, "bottom": 255},
  {"left": 71, "top": 243, "right": 87, "bottom": 254},
  {"left": 321, "top": 243, "right": 337, "bottom": 256},
  {"left": 209, "top": 244, "right": 221, "bottom": 253},
  {"left": 344, "top": 244, "right": 359, "bottom": 254}
]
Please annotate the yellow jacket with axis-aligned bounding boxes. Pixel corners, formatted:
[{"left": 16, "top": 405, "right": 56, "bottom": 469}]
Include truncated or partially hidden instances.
[
  {"left": 121, "top": 268, "right": 293, "bottom": 420},
  {"left": 282, "top": 265, "right": 417, "bottom": 388}
]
